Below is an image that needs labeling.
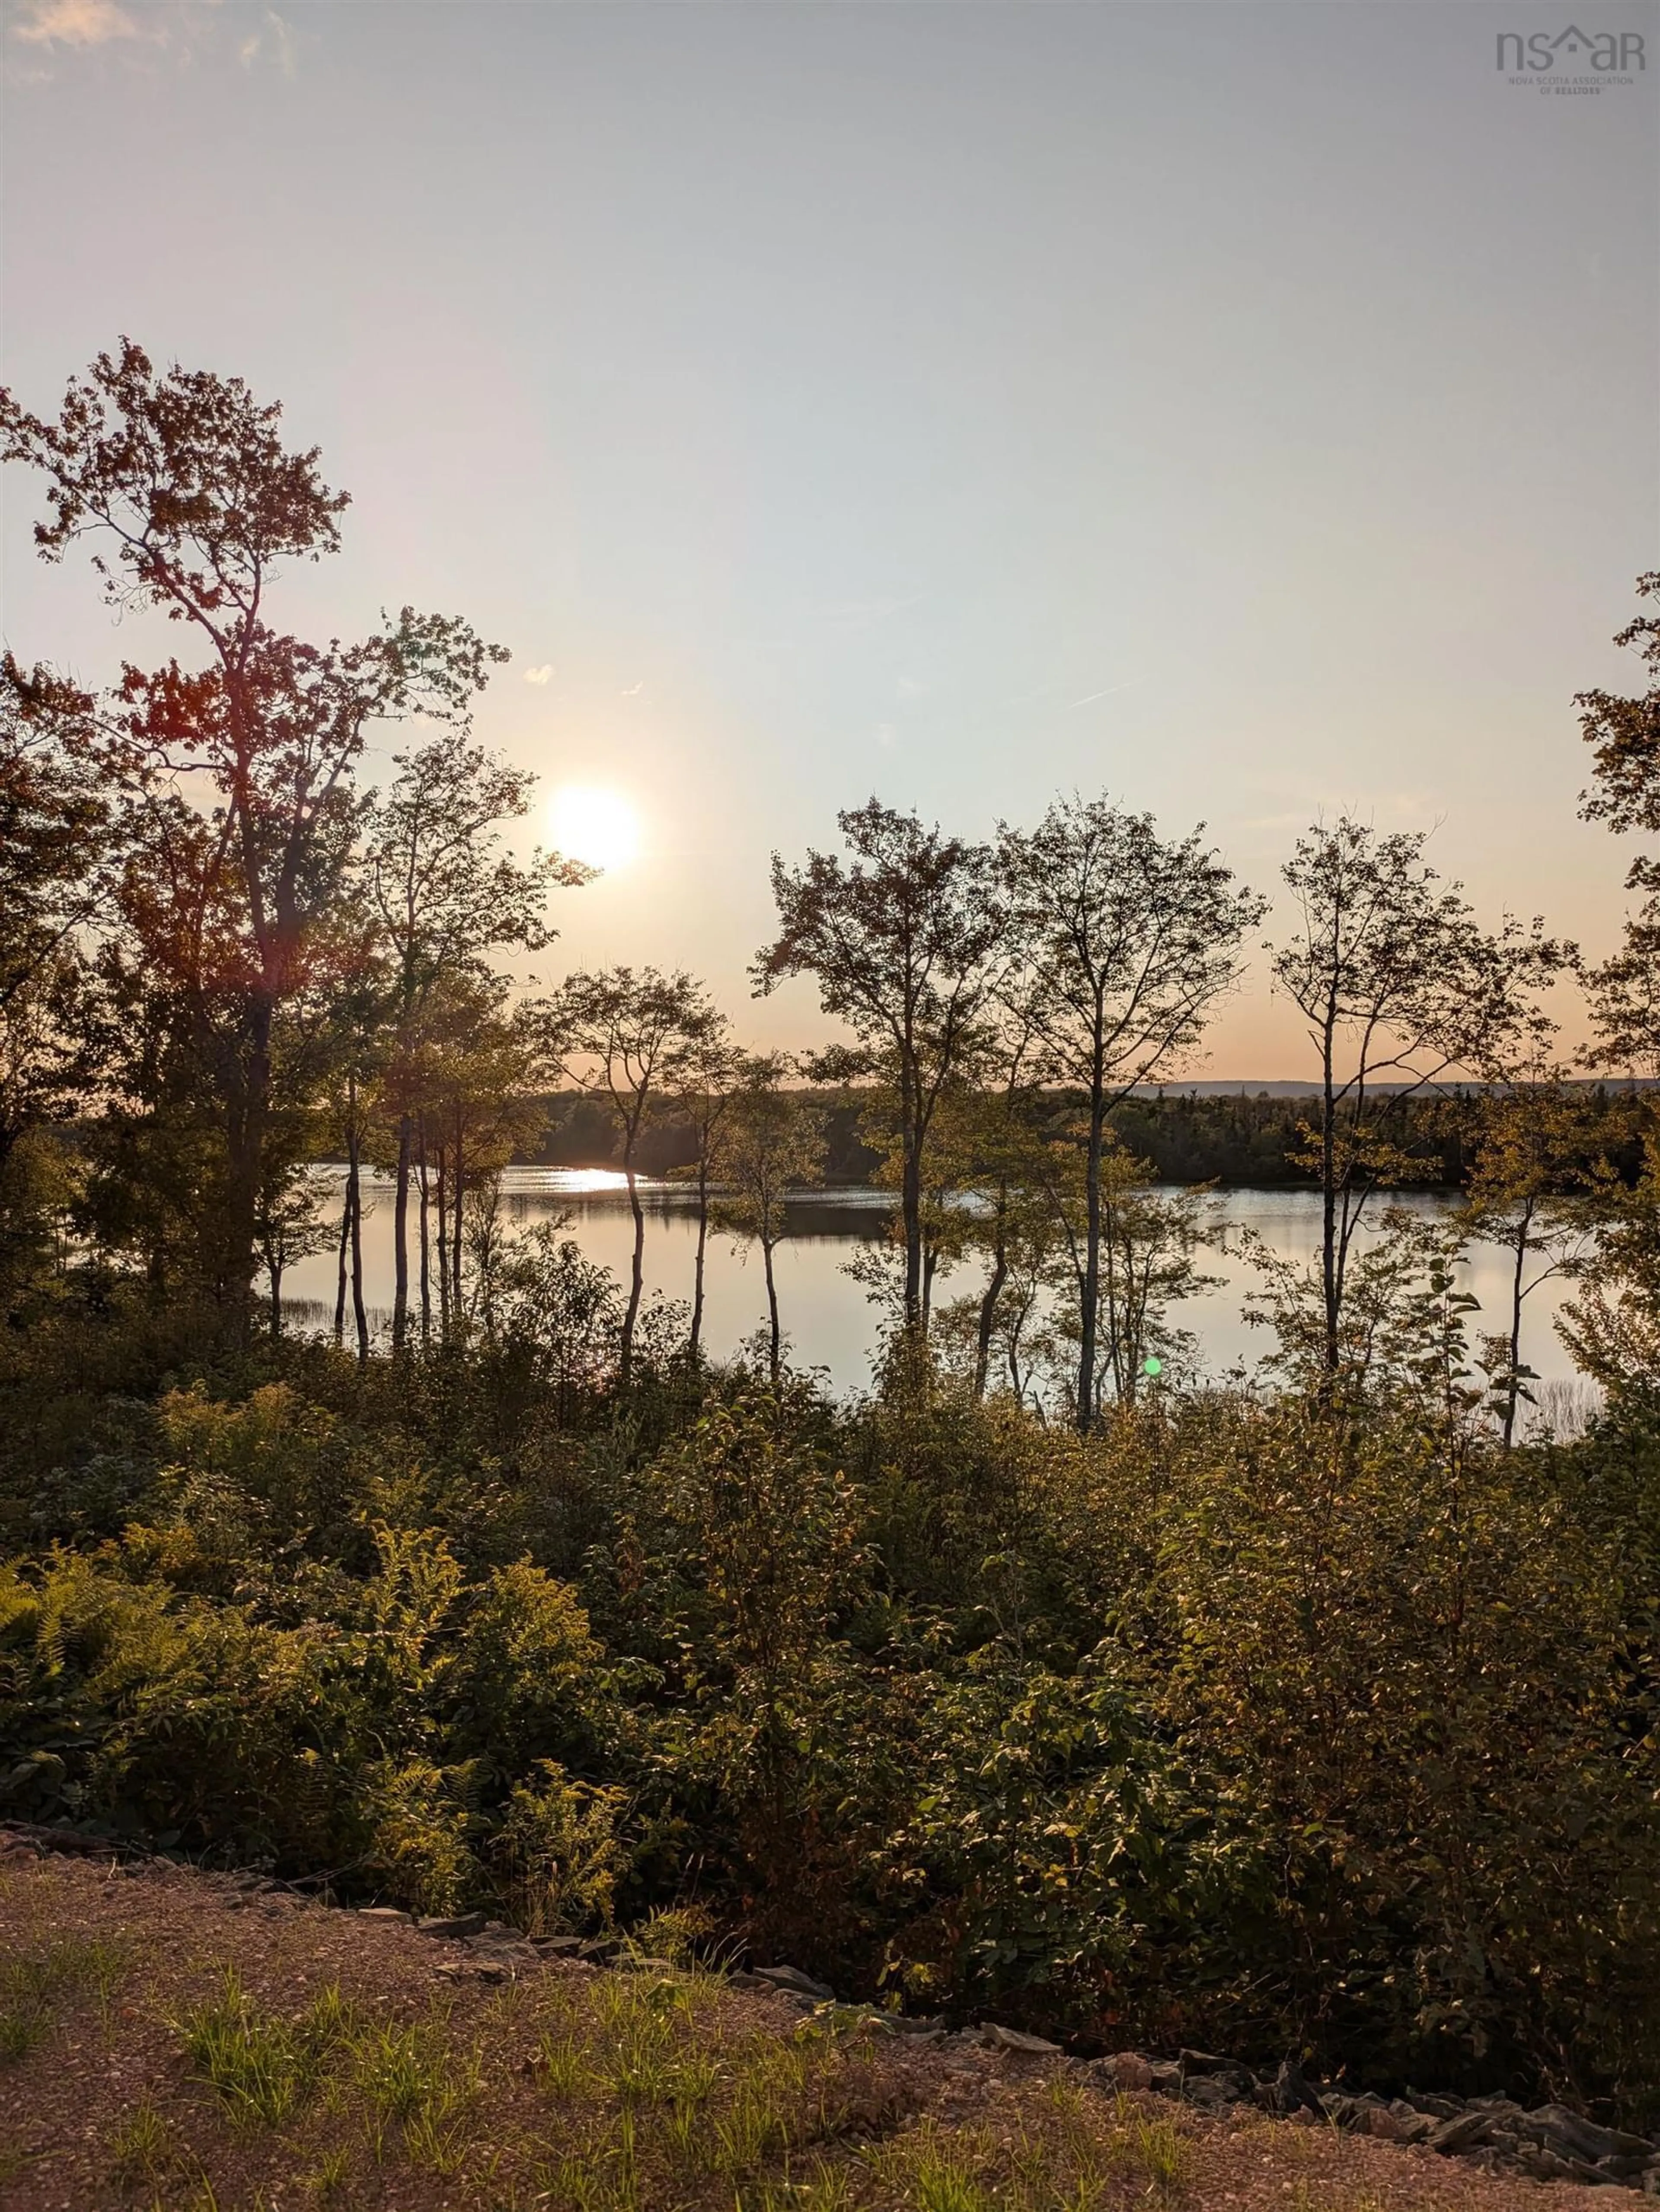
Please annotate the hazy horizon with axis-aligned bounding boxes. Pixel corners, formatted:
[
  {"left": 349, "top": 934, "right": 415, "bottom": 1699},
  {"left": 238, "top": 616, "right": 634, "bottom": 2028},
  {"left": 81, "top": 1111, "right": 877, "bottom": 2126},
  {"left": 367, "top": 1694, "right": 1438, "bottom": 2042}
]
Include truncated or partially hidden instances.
[{"left": 4, "top": 0, "right": 1657, "bottom": 1076}]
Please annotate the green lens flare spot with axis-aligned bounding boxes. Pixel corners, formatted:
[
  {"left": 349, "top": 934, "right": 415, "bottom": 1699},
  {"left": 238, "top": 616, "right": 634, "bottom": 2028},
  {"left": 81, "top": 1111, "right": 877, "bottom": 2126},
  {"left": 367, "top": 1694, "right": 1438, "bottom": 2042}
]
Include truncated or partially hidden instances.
[{"left": 1141, "top": 1355, "right": 1163, "bottom": 1378}]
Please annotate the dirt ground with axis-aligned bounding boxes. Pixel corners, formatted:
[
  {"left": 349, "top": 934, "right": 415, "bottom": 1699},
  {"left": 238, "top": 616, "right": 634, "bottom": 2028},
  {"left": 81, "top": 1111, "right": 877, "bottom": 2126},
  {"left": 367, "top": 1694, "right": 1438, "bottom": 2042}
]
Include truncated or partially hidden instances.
[{"left": 0, "top": 1838, "right": 1622, "bottom": 2212}]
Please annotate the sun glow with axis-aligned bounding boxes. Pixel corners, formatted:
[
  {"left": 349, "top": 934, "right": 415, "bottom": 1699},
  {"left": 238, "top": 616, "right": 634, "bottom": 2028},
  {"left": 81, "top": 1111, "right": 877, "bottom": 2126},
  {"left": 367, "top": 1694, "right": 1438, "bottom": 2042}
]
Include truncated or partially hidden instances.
[{"left": 549, "top": 785, "right": 641, "bottom": 873}]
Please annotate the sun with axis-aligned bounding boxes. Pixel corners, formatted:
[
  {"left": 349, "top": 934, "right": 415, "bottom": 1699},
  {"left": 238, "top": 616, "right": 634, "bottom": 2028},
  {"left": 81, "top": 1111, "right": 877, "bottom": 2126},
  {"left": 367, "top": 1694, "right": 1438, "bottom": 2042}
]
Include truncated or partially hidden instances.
[{"left": 549, "top": 785, "right": 641, "bottom": 873}]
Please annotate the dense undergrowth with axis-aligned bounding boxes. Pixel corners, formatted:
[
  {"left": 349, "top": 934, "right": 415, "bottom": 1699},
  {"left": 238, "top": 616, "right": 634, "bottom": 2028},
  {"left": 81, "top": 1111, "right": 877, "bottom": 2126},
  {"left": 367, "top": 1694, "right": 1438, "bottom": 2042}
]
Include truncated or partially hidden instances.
[{"left": 2, "top": 1282, "right": 1657, "bottom": 2130}]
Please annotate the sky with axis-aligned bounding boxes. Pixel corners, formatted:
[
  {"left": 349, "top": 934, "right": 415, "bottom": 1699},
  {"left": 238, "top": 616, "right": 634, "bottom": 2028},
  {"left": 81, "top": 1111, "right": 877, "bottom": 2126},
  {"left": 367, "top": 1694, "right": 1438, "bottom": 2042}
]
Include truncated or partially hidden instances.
[{"left": 3, "top": 0, "right": 1657, "bottom": 1074}]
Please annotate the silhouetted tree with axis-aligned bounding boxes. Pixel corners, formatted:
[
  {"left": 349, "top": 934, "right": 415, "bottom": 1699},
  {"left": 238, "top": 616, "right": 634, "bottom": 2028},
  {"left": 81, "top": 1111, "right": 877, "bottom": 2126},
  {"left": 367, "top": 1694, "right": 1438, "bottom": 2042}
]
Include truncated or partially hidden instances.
[
  {"left": 0, "top": 657, "right": 113, "bottom": 1285},
  {"left": 756, "top": 801, "right": 1005, "bottom": 1336},
  {"left": 1, "top": 341, "right": 504, "bottom": 1332},
  {"left": 666, "top": 1020, "right": 744, "bottom": 1363},
  {"left": 535, "top": 968, "right": 723, "bottom": 1380},
  {"left": 998, "top": 797, "right": 1263, "bottom": 1431},
  {"left": 1271, "top": 817, "right": 1566, "bottom": 1381},
  {"left": 713, "top": 1057, "right": 828, "bottom": 1385},
  {"left": 364, "top": 737, "right": 587, "bottom": 1351}
]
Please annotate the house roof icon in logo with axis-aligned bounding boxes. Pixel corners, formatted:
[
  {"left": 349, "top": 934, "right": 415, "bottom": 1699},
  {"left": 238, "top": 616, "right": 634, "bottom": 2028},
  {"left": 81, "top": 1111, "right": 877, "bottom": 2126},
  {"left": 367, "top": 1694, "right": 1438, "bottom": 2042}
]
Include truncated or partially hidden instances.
[{"left": 1547, "top": 25, "right": 1597, "bottom": 54}]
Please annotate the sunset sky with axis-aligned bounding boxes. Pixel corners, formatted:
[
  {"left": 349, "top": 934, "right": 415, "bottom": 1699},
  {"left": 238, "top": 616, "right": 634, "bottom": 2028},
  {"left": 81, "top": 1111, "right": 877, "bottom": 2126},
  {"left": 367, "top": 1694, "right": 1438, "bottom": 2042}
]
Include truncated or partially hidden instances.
[{"left": 3, "top": 0, "right": 1656, "bottom": 1074}]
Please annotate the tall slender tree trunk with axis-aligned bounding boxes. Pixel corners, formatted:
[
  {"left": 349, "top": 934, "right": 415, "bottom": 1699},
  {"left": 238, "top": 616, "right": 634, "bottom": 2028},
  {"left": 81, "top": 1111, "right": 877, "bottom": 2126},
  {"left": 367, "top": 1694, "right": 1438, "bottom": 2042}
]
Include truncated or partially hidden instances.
[
  {"left": 900, "top": 1053, "right": 924, "bottom": 1328},
  {"left": 269, "top": 1260, "right": 284, "bottom": 1340},
  {"left": 1076, "top": 1093, "right": 1105, "bottom": 1435},
  {"left": 392, "top": 1112, "right": 412, "bottom": 1353},
  {"left": 689, "top": 1158, "right": 710, "bottom": 1362},
  {"left": 451, "top": 1104, "right": 465, "bottom": 1321},
  {"left": 974, "top": 1202, "right": 1008, "bottom": 1403},
  {"left": 763, "top": 1235, "right": 782, "bottom": 1384},
  {"left": 418, "top": 1124, "right": 432, "bottom": 1348},
  {"left": 620, "top": 1144, "right": 645, "bottom": 1384},
  {"left": 1503, "top": 1204, "right": 1530, "bottom": 1450},
  {"left": 225, "top": 999, "right": 274, "bottom": 1342},
  {"left": 1102, "top": 1191, "right": 1121, "bottom": 1404},
  {"left": 346, "top": 1073, "right": 368, "bottom": 1364},
  {"left": 333, "top": 1157, "right": 353, "bottom": 1348},
  {"left": 435, "top": 1149, "right": 451, "bottom": 1339}
]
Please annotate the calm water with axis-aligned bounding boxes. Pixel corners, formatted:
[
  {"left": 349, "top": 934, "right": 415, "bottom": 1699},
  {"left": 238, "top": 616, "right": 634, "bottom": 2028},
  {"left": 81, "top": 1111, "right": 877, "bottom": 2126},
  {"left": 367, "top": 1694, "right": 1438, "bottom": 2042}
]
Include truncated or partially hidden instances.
[{"left": 285, "top": 1170, "right": 1590, "bottom": 1414}]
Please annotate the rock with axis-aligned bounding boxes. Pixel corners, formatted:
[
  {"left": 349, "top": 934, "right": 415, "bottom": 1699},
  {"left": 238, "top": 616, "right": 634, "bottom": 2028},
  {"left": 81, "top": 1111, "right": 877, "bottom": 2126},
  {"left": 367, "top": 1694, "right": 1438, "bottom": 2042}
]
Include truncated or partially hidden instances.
[
  {"left": 1597, "top": 2155, "right": 1654, "bottom": 2183},
  {"left": 1362, "top": 2108, "right": 1431, "bottom": 2145},
  {"left": 1527, "top": 2104, "right": 1654, "bottom": 2165},
  {"left": 530, "top": 1934, "right": 585, "bottom": 1953},
  {"left": 980, "top": 2024, "right": 1062, "bottom": 2056},
  {"left": 1408, "top": 2093, "right": 1464, "bottom": 2120},
  {"left": 1178, "top": 2048, "right": 1239, "bottom": 2076},
  {"left": 751, "top": 1964, "right": 836, "bottom": 2001},
  {"left": 1183, "top": 2076, "right": 1239, "bottom": 2113},
  {"left": 1515, "top": 2145, "right": 1610, "bottom": 2186},
  {"left": 1102, "top": 2052, "right": 1155, "bottom": 2091},
  {"left": 356, "top": 1906, "right": 412, "bottom": 1924},
  {"left": 1425, "top": 2112, "right": 1496, "bottom": 2155},
  {"left": 416, "top": 1910, "right": 489, "bottom": 1940},
  {"left": 1274, "top": 2059, "right": 1324, "bottom": 2118}
]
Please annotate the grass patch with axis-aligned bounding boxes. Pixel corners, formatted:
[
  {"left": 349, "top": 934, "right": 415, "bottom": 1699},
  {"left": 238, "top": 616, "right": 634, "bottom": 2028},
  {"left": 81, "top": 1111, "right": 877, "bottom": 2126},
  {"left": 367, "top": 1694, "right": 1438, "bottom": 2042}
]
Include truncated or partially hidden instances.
[
  {"left": 174, "top": 1967, "right": 355, "bottom": 2128},
  {"left": 0, "top": 1934, "right": 128, "bottom": 2064},
  {"left": 40, "top": 1936, "right": 1216, "bottom": 2211},
  {"left": 349, "top": 2012, "right": 481, "bottom": 2167},
  {"left": 866, "top": 2094, "right": 1194, "bottom": 2212}
]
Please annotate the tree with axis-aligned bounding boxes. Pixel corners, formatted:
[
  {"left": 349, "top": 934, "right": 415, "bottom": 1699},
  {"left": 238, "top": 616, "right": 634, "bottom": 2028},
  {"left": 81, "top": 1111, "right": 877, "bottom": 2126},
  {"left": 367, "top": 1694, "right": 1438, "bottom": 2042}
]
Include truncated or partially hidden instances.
[
  {"left": 364, "top": 737, "right": 588, "bottom": 1352},
  {"left": 0, "top": 657, "right": 113, "bottom": 1289},
  {"left": 756, "top": 801, "right": 1005, "bottom": 1335},
  {"left": 998, "top": 797, "right": 1263, "bottom": 1432},
  {"left": 665, "top": 1020, "right": 744, "bottom": 1363},
  {"left": 713, "top": 1058, "right": 828, "bottom": 1385},
  {"left": 256, "top": 1161, "right": 331, "bottom": 1341},
  {"left": 535, "top": 968, "right": 723, "bottom": 1380},
  {"left": 1456, "top": 1077, "right": 1599, "bottom": 1447},
  {"left": 1270, "top": 817, "right": 1566, "bottom": 1383},
  {"left": 1553, "top": 578, "right": 1660, "bottom": 1410},
  {"left": 1069, "top": 1146, "right": 1222, "bottom": 1411},
  {"left": 1, "top": 341, "right": 504, "bottom": 1333},
  {"left": 1576, "top": 570, "right": 1660, "bottom": 1072},
  {"left": 415, "top": 984, "right": 544, "bottom": 1341}
]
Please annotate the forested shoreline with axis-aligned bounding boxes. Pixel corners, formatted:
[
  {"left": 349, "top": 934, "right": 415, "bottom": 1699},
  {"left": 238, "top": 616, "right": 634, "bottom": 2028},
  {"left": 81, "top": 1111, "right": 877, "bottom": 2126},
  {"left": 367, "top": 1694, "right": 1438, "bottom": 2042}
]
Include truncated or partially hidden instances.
[
  {"left": 5, "top": 347, "right": 1660, "bottom": 2129},
  {"left": 508, "top": 1084, "right": 1649, "bottom": 1192}
]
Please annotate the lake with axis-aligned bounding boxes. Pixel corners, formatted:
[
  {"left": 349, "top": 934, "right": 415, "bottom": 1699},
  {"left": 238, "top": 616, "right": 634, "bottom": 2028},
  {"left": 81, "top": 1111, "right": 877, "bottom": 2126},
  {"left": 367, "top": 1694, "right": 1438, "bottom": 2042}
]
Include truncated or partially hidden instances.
[{"left": 284, "top": 1170, "right": 1592, "bottom": 1424}]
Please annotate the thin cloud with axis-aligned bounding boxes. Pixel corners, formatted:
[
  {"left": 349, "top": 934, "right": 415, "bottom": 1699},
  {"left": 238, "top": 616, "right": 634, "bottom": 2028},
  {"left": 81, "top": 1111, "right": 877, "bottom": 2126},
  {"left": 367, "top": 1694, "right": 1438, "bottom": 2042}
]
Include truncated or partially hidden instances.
[
  {"left": 523, "top": 664, "right": 554, "bottom": 686},
  {"left": 12, "top": 0, "right": 140, "bottom": 45},
  {"left": 1069, "top": 679, "right": 1143, "bottom": 709},
  {"left": 621, "top": 681, "right": 644, "bottom": 696},
  {"left": 238, "top": 8, "right": 296, "bottom": 75},
  {"left": 896, "top": 676, "right": 927, "bottom": 699}
]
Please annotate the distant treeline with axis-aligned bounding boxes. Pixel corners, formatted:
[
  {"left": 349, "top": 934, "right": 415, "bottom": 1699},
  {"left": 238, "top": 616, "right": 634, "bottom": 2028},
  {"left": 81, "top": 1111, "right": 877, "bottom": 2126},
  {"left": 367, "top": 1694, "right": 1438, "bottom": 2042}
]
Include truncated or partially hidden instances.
[{"left": 520, "top": 1083, "right": 1647, "bottom": 1192}]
